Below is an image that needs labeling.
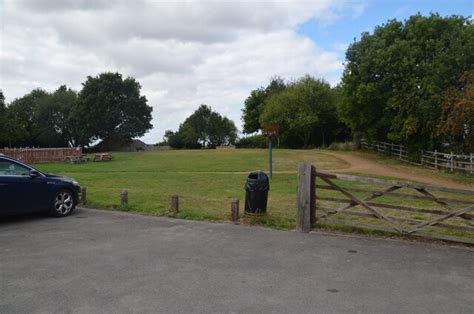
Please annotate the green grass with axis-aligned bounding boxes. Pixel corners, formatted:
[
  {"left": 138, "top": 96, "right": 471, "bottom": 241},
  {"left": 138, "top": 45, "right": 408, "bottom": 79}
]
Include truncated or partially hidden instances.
[
  {"left": 34, "top": 149, "right": 347, "bottom": 229},
  {"left": 33, "top": 149, "right": 474, "bottom": 241}
]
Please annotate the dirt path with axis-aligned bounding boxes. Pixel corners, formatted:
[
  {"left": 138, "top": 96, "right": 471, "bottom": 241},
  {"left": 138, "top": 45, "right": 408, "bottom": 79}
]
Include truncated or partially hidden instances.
[{"left": 326, "top": 151, "right": 473, "bottom": 190}]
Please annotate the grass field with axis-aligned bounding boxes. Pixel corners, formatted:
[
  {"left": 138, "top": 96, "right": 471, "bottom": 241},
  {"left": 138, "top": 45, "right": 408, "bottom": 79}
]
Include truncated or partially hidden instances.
[
  {"left": 35, "top": 149, "right": 348, "bottom": 229},
  {"left": 34, "top": 149, "right": 474, "bottom": 241}
]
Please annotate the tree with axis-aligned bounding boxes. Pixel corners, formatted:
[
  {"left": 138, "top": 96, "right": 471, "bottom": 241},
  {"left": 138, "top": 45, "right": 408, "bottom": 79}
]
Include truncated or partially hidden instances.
[
  {"left": 0, "top": 90, "right": 7, "bottom": 147},
  {"left": 260, "top": 76, "right": 338, "bottom": 148},
  {"left": 241, "top": 77, "right": 286, "bottom": 134},
  {"left": 74, "top": 72, "right": 153, "bottom": 147},
  {"left": 3, "top": 86, "right": 79, "bottom": 148},
  {"left": 163, "top": 130, "right": 184, "bottom": 148},
  {"left": 6, "top": 89, "right": 49, "bottom": 147},
  {"left": 339, "top": 14, "right": 474, "bottom": 151},
  {"left": 438, "top": 70, "right": 474, "bottom": 153},
  {"left": 35, "top": 86, "right": 78, "bottom": 147},
  {"left": 167, "top": 105, "right": 237, "bottom": 148}
]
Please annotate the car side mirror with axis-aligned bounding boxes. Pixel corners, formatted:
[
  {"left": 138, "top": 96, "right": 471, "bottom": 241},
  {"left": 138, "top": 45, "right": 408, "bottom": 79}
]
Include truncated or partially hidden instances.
[{"left": 29, "top": 170, "right": 40, "bottom": 178}]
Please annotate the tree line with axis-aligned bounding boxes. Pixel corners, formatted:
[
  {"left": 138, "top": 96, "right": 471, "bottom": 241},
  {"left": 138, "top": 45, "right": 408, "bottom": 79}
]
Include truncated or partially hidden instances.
[
  {"left": 239, "top": 13, "right": 473, "bottom": 153},
  {"left": 240, "top": 76, "right": 349, "bottom": 148},
  {"left": 0, "top": 72, "right": 153, "bottom": 149},
  {"left": 339, "top": 13, "right": 473, "bottom": 154}
]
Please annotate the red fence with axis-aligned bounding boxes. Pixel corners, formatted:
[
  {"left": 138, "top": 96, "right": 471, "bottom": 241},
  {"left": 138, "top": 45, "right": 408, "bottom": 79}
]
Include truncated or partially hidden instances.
[{"left": 0, "top": 147, "right": 82, "bottom": 163}]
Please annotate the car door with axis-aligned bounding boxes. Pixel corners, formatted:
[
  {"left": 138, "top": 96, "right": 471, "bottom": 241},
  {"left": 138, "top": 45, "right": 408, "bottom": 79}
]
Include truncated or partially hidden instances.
[
  {"left": 21, "top": 171, "right": 51, "bottom": 212},
  {"left": 0, "top": 159, "right": 52, "bottom": 214},
  {"left": 0, "top": 159, "right": 25, "bottom": 215}
]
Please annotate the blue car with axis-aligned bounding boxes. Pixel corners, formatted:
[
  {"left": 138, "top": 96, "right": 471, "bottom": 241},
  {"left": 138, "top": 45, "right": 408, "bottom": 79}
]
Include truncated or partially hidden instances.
[{"left": 0, "top": 155, "right": 81, "bottom": 217}]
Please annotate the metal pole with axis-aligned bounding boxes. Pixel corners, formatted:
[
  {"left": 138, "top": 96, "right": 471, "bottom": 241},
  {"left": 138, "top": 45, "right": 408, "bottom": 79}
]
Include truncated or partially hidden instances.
[{"left": 268, "top": 136, "right": 272, "bottom": 179}]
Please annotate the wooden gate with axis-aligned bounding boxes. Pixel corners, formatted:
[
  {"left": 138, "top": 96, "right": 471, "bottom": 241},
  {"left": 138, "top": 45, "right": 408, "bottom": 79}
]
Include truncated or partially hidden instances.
[{"left": 297, "top": 162, "right": 474, "bottom": 244}]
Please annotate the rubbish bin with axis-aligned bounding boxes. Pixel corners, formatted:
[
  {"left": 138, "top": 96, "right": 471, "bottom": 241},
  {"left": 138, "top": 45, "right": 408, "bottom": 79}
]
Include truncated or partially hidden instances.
[{"left": 244, "top": 171, "right": 269, "bottom": 215}]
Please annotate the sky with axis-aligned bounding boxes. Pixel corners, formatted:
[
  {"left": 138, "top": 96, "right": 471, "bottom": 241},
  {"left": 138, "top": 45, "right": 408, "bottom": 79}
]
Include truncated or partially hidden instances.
[{"left": 0, "top": 0, "right": 472, "bottom": 144}]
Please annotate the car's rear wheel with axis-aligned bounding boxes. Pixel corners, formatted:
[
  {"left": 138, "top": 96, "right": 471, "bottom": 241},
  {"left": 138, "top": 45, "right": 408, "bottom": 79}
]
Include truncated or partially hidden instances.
[{"left": 50, "top": 189, "right": 75, "bottom": 217}]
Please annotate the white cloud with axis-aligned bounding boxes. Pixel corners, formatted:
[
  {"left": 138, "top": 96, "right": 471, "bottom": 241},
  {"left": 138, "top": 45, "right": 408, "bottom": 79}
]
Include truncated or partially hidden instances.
[{"left": 0, "top": 0, "right": 365, "bottom": 143}]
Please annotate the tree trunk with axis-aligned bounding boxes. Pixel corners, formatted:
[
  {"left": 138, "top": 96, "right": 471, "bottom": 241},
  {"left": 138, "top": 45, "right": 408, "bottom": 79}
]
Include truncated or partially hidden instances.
[{"left": 303, "top": 132, "right": 311, "bottom": 148}]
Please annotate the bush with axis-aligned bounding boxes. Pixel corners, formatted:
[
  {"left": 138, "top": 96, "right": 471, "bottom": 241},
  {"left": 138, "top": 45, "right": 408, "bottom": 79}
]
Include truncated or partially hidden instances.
[
  {"left": 328, "top": 142, "right": 357, "bottom": 151},
  {"left": 236, "top": 135, "right": 267, "bottom": 148}
]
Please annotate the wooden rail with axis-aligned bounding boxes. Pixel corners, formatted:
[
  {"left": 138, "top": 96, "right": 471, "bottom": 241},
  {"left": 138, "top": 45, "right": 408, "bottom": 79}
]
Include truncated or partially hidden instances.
[
  {"left": 360, "top": 139, "right": 473, "bottom": 174},
  {"left": 297, "top": 162, "right": 474, "bottom": 244},
  {"left": 0, "top": 147, "right": 82, "bottom": 163}
]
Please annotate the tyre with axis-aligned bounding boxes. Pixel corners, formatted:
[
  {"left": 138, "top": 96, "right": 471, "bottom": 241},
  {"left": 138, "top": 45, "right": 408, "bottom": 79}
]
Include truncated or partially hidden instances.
[{"left": 50, "top": 189, "right": 75, "bottom": 217}]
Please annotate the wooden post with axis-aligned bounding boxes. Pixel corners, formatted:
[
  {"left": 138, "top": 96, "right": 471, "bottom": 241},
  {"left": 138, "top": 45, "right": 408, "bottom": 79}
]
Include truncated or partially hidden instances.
[
  {"left": 311, "top": 166, "right": 316, "bottom": 228},
  {"left": 231, "top": 199, "right": 239, "bottom": 223},
  {"left": 170, "top": 195, "right": 179, "bottom": 214},
  {"left": 80, "top": 187, "right": 87, "bottom": 205},
  {"left": 470, "top": 153, "right": 473, "bottom": 175},
  {"left": 120, "top": 189, "right": 128, "bottom": 206},
  {"left": 434, "top": 150, "right": 438, "bottom": 169},
  {"left": 450, "top": 152, "right": 454, "bottom": 172},
  {"left": 297, "top": 162, "right": 315, "bottom": 233}
]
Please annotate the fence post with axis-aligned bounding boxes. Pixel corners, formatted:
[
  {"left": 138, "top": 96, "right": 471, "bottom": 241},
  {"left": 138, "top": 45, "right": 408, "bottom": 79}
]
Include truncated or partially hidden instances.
[
  {"left": 170, "top": 195, "right": 179, "bottom": 214},
  {"left": 434, "top": 150, "right": 438, "bottom": 169},
  {"left": 120, "top": 190, "right": 128, "bottom": 206},
  {"left": 450, "top": 152, "right": 454, "bottom": 172},
  {"left": 421, "top": 151, "right": 424, "bottom": 165},
  {"left": 470, "top": 153, "right": 473, "bottom": 175},
  {"left": 297, "top": 162, "right": 315, "bottom": 233},
  {"left": 231, "top": 199, "right": 239, "bottom": 223},
  {"left": 80, "top": 187, "right": 87, "bottom": 205}
]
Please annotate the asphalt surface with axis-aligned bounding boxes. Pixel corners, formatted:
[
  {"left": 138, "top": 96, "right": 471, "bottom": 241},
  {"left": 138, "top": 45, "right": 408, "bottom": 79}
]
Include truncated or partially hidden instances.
[{"left": 1, "top": 208, "right": 473, "bottom": 314}]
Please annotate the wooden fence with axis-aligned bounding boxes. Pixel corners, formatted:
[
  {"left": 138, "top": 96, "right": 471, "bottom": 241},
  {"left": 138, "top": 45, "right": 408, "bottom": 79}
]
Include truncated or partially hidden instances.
[
  {"left": 297, "top": 162, "right": 474, "bottom": 244},
  {"left": 360, "top": 139, "right": 474, "bottom": 174},
  {"left": 0, "top": 147, "right": 82, "bottom": 163}
]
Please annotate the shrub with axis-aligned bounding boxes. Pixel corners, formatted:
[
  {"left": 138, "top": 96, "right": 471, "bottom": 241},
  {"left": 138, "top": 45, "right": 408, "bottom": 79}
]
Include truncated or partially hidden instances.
[
  {"left": 328, "top": 142, "right": 357, "bottom": 151},
  {"left": 236, "top": 135, "right": 267, "bottom": 148}
]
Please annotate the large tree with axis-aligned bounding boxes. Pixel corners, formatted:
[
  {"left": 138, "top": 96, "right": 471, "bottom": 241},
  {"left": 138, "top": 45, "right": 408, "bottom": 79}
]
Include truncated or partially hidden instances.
[
  {"left": 6, "top": 89, "right": 49, "bottom": 147},
  {"left": 260, "top": 76, "right": 339, "bottom": 148},
  {"left": 75, "top": 72, "right": 153, "bottom": 147},
  {"left": 3, "top": 86, "right": 79, "bottom": 148},
  {"left": 35, "top": 86, "right": 78, "bottom": 147},
  {"left": 339, "top": 14, "right": 474, "bottom": 151},
  {"left": 241, "top": 77, "right": 286, "bottom": 134},
  {"left": 165, "top": 105, "right": 237, "bottom": 148}
]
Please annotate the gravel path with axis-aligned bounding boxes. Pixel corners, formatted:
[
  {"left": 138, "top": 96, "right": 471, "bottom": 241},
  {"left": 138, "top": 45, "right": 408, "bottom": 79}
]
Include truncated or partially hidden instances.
[{"left": 326, "top": 151, "right": 473, "bottom": 190}]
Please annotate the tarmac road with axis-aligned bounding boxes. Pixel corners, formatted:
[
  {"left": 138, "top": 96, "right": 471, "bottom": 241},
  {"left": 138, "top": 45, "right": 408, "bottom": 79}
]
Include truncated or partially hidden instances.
[{"left": 1, "top": 208, "right": 473, "bottom": 313}]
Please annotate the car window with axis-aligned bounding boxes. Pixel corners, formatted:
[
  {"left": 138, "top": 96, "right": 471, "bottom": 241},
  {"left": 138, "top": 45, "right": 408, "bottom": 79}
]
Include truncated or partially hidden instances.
[{"left": 0, "top": 160, "right": 30, "bottom": 176}]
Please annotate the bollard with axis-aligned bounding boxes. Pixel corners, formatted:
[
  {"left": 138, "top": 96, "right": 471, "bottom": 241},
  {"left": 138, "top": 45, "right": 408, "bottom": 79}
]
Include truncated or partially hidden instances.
[
  {"left": 231, "top": 198, "right": 239, "bottom": 223},
  {"left": 170, "top": 195, "right": 179, "bottom": 214},
  {"left": 121, "top": 189, "right": 128, "bottom": 206},
  {"left": 81, "top": 187, "right": 87, "bottom": 205}
]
